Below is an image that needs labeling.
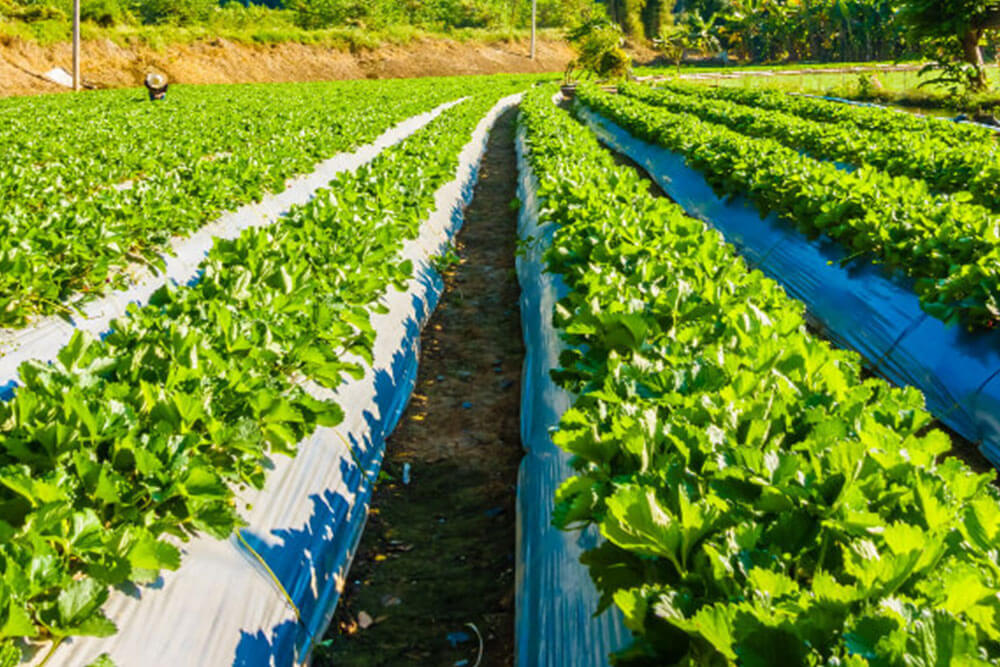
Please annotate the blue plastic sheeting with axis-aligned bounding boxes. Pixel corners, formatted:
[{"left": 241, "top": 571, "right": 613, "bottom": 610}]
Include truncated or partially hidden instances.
[
  {"left": 576, "top": 104, "right": 1000, "bottom": 467},
  {"left": 514, "top": 121, "right": 631, "bottom": 667},
  {"left": 42, "top": 94, "right": 522, "bottom": 667}
]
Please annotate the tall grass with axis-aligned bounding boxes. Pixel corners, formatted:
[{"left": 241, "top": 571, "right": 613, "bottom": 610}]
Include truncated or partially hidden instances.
[{"left": 0, "top": 9, "right": 562, "bottom": 51}]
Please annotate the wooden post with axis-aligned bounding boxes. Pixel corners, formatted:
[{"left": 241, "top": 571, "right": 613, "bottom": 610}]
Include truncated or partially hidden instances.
[
  {"left": 72, "top": 0, "right": 80, "bottom": 91},
  {"left": 530, "top": 0, "right": 536, "bottom": 60}
]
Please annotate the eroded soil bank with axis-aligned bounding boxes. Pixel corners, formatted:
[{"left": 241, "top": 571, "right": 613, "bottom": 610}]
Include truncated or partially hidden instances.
[
  {"left": 314, "top": 106, "right": 524, "bottom": 666},
  {"left": 0, "top": 36, "right": 570, "bottom": 97}
]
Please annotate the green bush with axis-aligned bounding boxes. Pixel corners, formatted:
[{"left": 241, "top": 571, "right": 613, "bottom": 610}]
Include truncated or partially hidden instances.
[
  {"left": 125, "top": 0, "right": 217, "bottom": 25},
  {"left": 288, "top": 0, "right": 599, "bottom": 31},
  {"left": 7, "top": 2, "right": 65, "bottom": 22},
  {"left": 205, "top": 3, "right": 299, "bottom": 34},
  {"left": 82, "top": 0, "right": 130, "bottom": 27},
  {"left": 1, "top": 0, "right": 598, "bottom": 34},
  {"left": 288, "top": 0, "right": 399, "bottom": 30},
  {"left": 565, "top": 17, "right": 632, "bottom": 82}
]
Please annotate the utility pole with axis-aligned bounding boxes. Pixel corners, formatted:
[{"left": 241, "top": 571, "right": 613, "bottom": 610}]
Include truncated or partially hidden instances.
[
  {"left": 530, "top": 0, "right": 536, "bottom": 60},
  {"left": 72, "top": 0, "right": 80, "bottom": 91}
]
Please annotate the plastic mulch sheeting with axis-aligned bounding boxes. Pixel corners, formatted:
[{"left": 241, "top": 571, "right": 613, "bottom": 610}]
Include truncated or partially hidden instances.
[
  {"left": 36, "top": 93, "right": 522, "bottom": 667},
  {"left": 575, "top": 103, "right": 1000, "bottom": 467},
  {"left": 513, "top": 116, "right": 631, "bottom": 667}
]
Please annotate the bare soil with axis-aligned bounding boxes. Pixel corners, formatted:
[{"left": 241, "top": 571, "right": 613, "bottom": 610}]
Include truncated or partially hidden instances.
[
  {"left": 0, "top": 35, "right": 571, "bottom": 97},
  {"left": 312, "top": 107, "right": 523, "bottom": 667}
]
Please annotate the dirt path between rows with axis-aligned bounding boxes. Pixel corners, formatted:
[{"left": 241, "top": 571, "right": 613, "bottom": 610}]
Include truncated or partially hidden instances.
[{"left": 314, "top": 106, "right": 524, "bottom": 667}]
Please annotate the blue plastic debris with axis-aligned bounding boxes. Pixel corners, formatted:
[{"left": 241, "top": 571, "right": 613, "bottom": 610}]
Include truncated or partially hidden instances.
[{"left": 446, "top": 631, "right": 471, "bottom": 648}]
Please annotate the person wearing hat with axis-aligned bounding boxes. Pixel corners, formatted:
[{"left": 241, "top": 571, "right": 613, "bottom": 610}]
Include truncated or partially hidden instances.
[{"left": 144, "top": 73, "right": 168, "bottom": 101}]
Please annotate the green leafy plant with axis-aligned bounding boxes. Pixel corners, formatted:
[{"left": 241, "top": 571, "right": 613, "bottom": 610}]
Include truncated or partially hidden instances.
[
  {"left": 0, "top": 76, "right": 537, "bottom": 329},
  {"left": 431, "top": 242, "right": 462, "bottom": 274},
  {"left": 578, "top": 82, "right": 1000, "bottom": 330},
  {"left": 519, "top": 84, "right": 1000, "bottom": 666},
  {"left": 0, "top": 76, "right": 533, "bottom": 660},
  {"left": 855, "top": 72, "right": 882, "bottom": 98}
]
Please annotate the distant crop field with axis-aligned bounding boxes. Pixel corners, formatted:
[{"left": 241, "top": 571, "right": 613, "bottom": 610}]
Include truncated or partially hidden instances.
[{"left": 636, "top": 62, "right": 1000, "bottom": 113}]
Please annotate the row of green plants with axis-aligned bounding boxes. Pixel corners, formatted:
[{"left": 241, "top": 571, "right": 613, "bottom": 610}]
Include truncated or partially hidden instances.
[
  {"left": 0, "top": 77, "right": 494, "bottom": 329},
  {"left": 657, "top": 80, "right": 996, "bottom": 147},
  {"left": 518, "top": 84, "right": 1000, "bottom": 666},
  {"left": 0, "top": 80, "right": 410, "bottom": 201},
  {"left": 0, "top": 81, "right": 523, "bottom": 665},
  {"left": 575, "top": 84, "right": 1000, "bottom": 331},
  {"left": 619, "top": 82, "right": 1000, "bottom": 213}
]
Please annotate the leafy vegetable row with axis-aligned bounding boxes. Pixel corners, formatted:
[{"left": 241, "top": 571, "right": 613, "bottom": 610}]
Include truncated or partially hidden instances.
[
  {"left": 0, "top": 83, "right": 524, "bottom": 665},
  {"left": 519, "top": 85, "right": 1000, "bottom": 667},
  {"left": 1, "top": 80, "right": 437, "bottom": 328},
  {"left": 0, "top": 75, "right": 539, "bottom": 329},
  {"left": 656, "top": 80, "right": 997, "bottom": 148},
  {"left": 619, "top": 82, "right": 1000, "bottom": 213},
  {"left": 575, "top": 84, "right": 1000, "bottom": 330},
  {"left": 0, "top": 78, "right": 506, "bottom": 203}
]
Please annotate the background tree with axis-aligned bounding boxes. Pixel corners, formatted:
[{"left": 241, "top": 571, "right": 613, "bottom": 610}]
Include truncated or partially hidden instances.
[
  {"left": 641, "top": 0, "right": 674, "bottom": 40},
  {"left": 564, "top": 14, "right": 631, "bottom": 80},
  {"left": 898, "top": 0, "right": 1000, "bottom": 90},
  {"left": 603, "top": 0, "right": 648, "bottom": 37},
  {"left": 654, "top": 10, "right": 691, "bottom": 74},
  {"left": 683, "top": 9, "right": 722, "bottom": 57}
]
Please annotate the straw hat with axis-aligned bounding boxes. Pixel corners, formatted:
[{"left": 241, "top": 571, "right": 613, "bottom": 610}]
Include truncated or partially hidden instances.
[{"left": 146, "top": 73, "right": 167, "bottom": 88}]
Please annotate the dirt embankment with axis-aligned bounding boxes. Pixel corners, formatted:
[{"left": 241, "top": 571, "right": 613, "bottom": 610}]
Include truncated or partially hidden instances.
[{"left": 0, "top": 35, "right": 572, "bottom": 96}]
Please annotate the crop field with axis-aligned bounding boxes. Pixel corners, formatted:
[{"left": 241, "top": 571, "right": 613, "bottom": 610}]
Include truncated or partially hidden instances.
[
  {"left": 524, "top": 83, "right": 1000, "bottom": 665},
  {"left": 2, "top": 67, "right": 1000, "bottom": 667},
  {"left": 0, "top": 74, "right": 534, "bottom": 665},
  {"left": 582, "top": 82, "right": 1000, "bottom": 327},
  {"left": 0, "top": 78, "right": 508, "bottom": 326},
  {"left": 640, "top": 64, "right": 1000, "bottom": 94}
]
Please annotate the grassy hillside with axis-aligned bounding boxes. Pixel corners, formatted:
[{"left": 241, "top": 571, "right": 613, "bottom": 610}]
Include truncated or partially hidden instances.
[{"left": 0, "top": 0, "right": 588, "bottom": 49}]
